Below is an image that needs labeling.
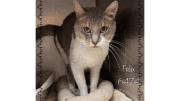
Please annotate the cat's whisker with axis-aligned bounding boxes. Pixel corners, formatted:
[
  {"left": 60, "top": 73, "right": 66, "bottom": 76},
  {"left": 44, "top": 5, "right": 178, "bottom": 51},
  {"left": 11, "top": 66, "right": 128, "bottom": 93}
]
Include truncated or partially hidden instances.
[
  {"left": 110, "top": 40, "right": 135, "bottom": 63},
  {"left": 111, "top": 40, "right": 125, "bottom": 45},
  {"left": 108, "top": 45, "right": 123, "bottom": 64},
  {"left": 103, "top": 43, "right": 123, "bottom": 63},
  {"left": 106, "top": 46, "right": 122, "bottom": 69},
  {"left": 103, "top": 44, "right": 121, "bottom": 70},
  {"left": 101, "top": 45, "right": 111, "bottom": 72},
  {"left": 78, "top": 45, "right": 87, "bottom": 61},
  {"left": 73, "top": 44, "right": 84, "bottom": 62},
  {"left": 107, "top": 54, "right": 111, "bottom": 72},
  {"left": 100, "top": 46, "right": 106, "bottom": 55},
  {"left": 76, "top": 45, "right": 88, "bottom": 65},
  {"left": 100, "top": 45, "right": 108, "bottom": 55},
  {"left": 75, "top": 46, "right": 85, "bottom": 62},
  {"left": 78, "top": 45, "right": 88, "bottom": 67},
  {"left": 110, "top": 44, "right": 134, "bottom": 63},
  {"left": 61, "top": 49, "right": 70, "bottom": 62},
  {"left": 110, "top": 41, "right": 133, "bottom": 56}
]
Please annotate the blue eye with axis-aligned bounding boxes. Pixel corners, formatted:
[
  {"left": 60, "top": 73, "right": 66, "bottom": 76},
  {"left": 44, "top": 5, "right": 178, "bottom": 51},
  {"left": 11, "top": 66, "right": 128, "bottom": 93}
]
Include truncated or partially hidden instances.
[
  {"left": 83, "top": 27, "right": 91, "bottom": 33},
  {"left": 100, "top": 26, "right": 108, "bottom": 33}
]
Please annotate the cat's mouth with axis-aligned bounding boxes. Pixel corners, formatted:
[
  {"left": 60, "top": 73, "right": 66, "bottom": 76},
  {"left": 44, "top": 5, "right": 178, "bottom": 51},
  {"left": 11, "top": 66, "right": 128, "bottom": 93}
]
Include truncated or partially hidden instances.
[{"left": 93, "top": 46, "right": 97, "bottom": 48}]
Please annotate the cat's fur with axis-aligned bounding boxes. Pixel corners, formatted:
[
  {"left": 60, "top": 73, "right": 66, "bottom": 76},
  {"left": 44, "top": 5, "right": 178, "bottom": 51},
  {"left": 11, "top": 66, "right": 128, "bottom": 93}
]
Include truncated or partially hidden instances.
[
  {"left": 52, "top": 0, "right": 118, "bottom": 95},
  {"left": 36, "top": 0, "right": 119, "bottom": 96},
  {"left": 53, "top": 0, "right": 119, "bottom": 96}
]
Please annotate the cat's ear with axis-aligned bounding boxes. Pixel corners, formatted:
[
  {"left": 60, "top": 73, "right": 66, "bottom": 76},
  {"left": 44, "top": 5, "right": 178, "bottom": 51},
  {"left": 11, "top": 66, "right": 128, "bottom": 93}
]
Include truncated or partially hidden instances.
[
  {"left": 103, "top": 1, "right": 119, "bottom": 20},
  {"left": 73, "top": 0, "right": 86, "bottom": 19}
]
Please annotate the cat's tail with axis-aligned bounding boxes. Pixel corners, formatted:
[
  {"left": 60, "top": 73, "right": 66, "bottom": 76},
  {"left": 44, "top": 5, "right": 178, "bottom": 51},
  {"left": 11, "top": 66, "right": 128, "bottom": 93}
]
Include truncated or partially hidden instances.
[{"left": 36, "top": 24, "right": 60, "bottom": 41}]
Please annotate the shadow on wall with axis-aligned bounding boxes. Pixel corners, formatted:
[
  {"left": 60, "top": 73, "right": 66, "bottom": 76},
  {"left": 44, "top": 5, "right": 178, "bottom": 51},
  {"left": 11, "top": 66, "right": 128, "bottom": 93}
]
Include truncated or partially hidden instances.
[{"left": 97, "top": 0, "right": 144, "bottom": 101}]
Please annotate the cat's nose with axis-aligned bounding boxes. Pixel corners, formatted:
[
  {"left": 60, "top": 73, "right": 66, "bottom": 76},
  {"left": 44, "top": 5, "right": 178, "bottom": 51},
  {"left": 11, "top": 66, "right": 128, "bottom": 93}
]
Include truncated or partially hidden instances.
[{"left": 92, "top": 41, "right": 98, "bottom": 45}]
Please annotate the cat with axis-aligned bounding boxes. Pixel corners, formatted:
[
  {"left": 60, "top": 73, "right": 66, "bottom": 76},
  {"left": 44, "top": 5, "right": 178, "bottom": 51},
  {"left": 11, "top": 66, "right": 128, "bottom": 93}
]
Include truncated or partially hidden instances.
[
  {"left": 36, "top": 0, "right": 119, "bottom": 96},
  {"left": 53, "top": 0, "right": 119, "bottom": 96}
]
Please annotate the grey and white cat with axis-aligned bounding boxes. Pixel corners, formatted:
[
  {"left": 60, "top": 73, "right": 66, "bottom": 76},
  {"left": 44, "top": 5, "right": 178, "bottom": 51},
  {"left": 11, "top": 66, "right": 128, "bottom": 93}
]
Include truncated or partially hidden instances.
[{"left": 55, "top": 0, "right": 119, "bottom": 96}]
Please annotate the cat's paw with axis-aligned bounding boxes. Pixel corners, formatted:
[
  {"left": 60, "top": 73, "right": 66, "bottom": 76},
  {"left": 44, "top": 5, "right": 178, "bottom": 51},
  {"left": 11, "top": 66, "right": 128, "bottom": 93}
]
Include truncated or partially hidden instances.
[
  {"left": 69, "top": 87, "right": 76, "bottom": 92},
  {"left": 74, "top": 89, "right": 80, "bottom": 96},
  {"left": 90, "top": 86, "right": 97, "bottom": 93},
  {"left": 71, "top": 89, "right": 80, "bottom": 96}
]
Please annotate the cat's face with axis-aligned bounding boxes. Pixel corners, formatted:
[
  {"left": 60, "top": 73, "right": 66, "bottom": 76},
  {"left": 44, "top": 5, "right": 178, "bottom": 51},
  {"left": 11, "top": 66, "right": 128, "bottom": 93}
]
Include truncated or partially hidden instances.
[{"left": 73, "top": 0, "right": 118, "bottom": 48}]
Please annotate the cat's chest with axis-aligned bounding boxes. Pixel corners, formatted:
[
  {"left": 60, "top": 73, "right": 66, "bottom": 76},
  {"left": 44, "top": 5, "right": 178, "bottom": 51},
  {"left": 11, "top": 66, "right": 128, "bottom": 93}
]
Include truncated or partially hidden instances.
[
  {"left": 84, "top": 48, "right": 106, "bottom": 63},
  {"left": 70, "top": 45, "right": 107, "bottom": 68}
]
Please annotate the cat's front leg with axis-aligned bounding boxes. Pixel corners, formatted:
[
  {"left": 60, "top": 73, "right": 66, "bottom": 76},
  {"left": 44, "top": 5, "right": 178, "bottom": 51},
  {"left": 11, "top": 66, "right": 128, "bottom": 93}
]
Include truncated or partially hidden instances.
[
  {"left": 66, "top": 65, "right": 76, "bottom": 93},
  {"left": 90, "top": 63, "right": 102, "bottom": 93},
  {"left": 71, "top": 65, "right": 88, "bottom": 96}
]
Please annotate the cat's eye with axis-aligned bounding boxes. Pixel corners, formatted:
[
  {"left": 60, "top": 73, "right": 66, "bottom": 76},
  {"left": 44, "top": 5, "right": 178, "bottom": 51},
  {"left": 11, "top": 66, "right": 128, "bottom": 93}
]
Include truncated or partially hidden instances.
[
  {"left": 100, "top": 26, "right": 108, "bottom": 33},
  {"left": 83, "top": 27, "right": 91, "bottom": 33}
]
